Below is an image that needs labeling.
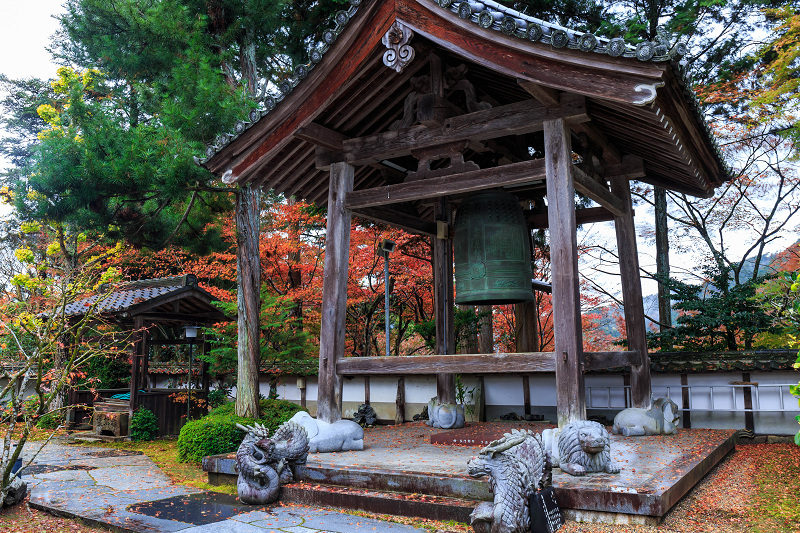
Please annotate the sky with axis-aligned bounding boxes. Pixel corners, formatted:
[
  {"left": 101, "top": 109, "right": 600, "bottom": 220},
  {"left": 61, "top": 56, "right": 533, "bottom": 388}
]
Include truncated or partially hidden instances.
[{"left": 0, "top": 0, "right": 66, "bottom": 217}]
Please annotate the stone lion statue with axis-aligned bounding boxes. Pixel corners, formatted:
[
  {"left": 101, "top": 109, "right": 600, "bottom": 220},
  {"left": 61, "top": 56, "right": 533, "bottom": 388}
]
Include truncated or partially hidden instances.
[
  {"left": 542, "top": 420, "right": 620, "bottom": 477},
  {"left": 613, "top": 397, "right": 680, "bottom": 436}
]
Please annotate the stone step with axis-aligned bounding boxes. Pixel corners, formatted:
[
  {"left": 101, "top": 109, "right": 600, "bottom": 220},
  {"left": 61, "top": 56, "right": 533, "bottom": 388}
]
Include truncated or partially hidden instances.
[
  {"left": 281, "top": 481, "right": 477, "bottom": 523},
  {"left": 203, "top": 454, "right": 492, "bottom": 501}
]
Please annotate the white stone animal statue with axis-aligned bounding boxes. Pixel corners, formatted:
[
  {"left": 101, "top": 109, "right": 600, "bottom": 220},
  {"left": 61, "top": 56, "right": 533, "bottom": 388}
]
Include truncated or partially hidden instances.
[
  {"left": 542, "top": 420, "right": 620, "bottom": 477},
  {"left": 426, "top": 397, "right": 465, "bottom": 429},
  {"left": 613, "top": 397, "right": 680, "bottom": 436},
  {"left": 467, "top": 429, "right": 551, "bottom": 533},
  {"left": 288, "top": 411, "right": 364, "bottom": 452}
]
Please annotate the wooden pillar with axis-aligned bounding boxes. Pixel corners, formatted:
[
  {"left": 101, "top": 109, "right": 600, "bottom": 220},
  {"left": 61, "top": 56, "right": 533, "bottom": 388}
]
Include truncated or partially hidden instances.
[
  {"left": 235, "top": 183, "right": 262, "bottom": 418},
  {"left": 434, "top": 199, "right": 455, "bottom": 404},
  {"left": 544, "top": 117, "right": 585, "bottom": 427},
  {"left": 478, "top": 306, "right": 493, "bottom": 354},
  {"left": 680, "top": 373, "right": 691, "bottom": 428},
  {"left": 395, "top": 377, "right": 405, "bottom": 424},
  {"left": 141, "top": 327, "right": 150, "bottom": 392},
  {"left": 317, "top": 162, "right": 354, "bottom": 423},
  {"left": 129, "top": 317, "right": 145, "bottom": 416},
  {"left": 742, "top": 372, "right": 754, "bottom": 432},
  {"left": 515, "top": 301, "right": 539, "bottom": 352},
  {"left": 610, "top": 175, "right": 652, "bottom": 409}
]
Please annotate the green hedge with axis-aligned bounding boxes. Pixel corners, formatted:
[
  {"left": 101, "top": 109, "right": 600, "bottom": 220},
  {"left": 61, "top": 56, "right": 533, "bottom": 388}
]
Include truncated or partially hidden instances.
[{"left": 177, "top": 399, "right": 306, "bottom": 463}]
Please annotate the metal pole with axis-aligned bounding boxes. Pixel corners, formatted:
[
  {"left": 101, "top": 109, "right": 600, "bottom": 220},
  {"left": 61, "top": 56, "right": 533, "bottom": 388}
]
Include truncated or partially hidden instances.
[
  {"left": 187, "top": 341, "right": 193, "bottom": 421},
  {"left": 384, "top": 251, "right": 390, "bottom": 357}
]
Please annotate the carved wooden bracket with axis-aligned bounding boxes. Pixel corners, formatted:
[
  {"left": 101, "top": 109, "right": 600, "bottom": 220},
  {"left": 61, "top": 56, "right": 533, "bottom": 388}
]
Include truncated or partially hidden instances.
[
  {"left": 382, "top": 22, "right": 415, "bottom": 73},
  {"left": 406, "top": 141, "right": 479, "bottom": 182}
]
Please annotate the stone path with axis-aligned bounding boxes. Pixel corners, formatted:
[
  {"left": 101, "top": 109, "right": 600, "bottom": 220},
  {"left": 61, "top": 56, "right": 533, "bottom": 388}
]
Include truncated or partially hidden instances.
[{"left": 19, "top": 442, "right": 426, "bottom": 533}]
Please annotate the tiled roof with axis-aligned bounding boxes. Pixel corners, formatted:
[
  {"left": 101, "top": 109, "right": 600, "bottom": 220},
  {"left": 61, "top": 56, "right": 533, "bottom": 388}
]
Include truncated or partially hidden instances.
[
  {"left": 647, "top": 350, "right": 799, "bottom": 373},
  {"left": 198, "top": 0, "right": 725, "bottom": 179},
  {"left": 64, "top": 275, "right": 200, "bottom": 316}
]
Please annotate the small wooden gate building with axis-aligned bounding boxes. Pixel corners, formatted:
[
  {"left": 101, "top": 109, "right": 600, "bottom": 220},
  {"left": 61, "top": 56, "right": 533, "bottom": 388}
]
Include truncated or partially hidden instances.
[{"left": 201, "top": 0, "right": 729, "bottom": 426}]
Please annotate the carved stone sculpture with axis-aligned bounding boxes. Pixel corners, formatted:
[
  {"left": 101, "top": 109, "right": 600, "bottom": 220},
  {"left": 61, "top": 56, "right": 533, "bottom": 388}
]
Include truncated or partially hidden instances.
[
  {"left": 235, "top": 421, "right": 309, "bottom": 505},
  {"left": 467, "top": 429, "right": 551, "bottom": 533},
  {"left": 542, "top": 420, "right": 620, "bottom": 477},
  {"left": 353, "top": 403, "right": 377, "bottom": 427},
  {"left": 613, "top": 397, "right": 680, "bottom": 436},
  {"left": 426, "top": 397, "right": 465, "bottom": 429},
  {"left": 289, "top": 411, "right": 364, "bottom": 453}
]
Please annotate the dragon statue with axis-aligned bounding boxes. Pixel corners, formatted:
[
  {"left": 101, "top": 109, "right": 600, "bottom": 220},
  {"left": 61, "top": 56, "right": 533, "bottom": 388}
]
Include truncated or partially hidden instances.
[
  {"left": 235, "top": 421, "right": 309, "bottom": 505},
  {"left": 467, "top": 429, "right": 552, "bottom": 533}
]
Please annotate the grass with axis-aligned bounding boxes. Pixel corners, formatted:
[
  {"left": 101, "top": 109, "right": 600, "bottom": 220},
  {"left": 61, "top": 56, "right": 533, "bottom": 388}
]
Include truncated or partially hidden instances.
[{"left": 752, "top": 443, "right": 800, "bottom": 532}]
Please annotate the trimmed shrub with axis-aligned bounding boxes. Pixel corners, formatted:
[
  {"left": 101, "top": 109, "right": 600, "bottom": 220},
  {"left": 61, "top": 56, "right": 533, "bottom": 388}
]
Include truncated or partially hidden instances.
[
  {"left": 130, "top": 407, "right": 159, "bottom": 441},
  {"left": 177, "top": 399, "right": 306, "bottom": 463},
  {"left": 36, "top": 411, "right": 62, "bottom": 430},
  {"left": 207, "top": 389, "right": 228, "bottom": 409}
]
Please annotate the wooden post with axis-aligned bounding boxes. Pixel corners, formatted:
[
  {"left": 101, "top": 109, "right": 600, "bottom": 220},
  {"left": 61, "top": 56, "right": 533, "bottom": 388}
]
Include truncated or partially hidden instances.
[
  {"left": 395, "top": 377, "right": 405, "bottom": 424},
  {"left": 742, "top": 372, "right": 754, "bottom": 432},
  {"left": 434, "top": 199, "right": 456, "bottom": 404},
  {"left": 317, "top": 162, "right": 354, "bottom": 423},
  {"left": 544, "top": 117, "right": 585, "bottom": 427},
  {"left": 478, "top": 306, "right": 493, "bottom": 354},
  {"left": 129, "top": 317, "right": 145, "bottom": 417},
  {"left": 364, "top": 375, "right": 370, "bottom": 405},
  {"left": 522, "top": 375, "right": 531, "bottom": 416},
  {"left": 680, "top": 373, "right": 691, "bottom": 428},
  {"left": 610, "top": 175, "right": 652, "bottom": 409},
  {"left": 235, "top": 183, "right": 262, "bottom": 418},
  {"left": 141, "top": 327, "right": 150, "bottom": 392},
  {"left": 476, "top": 375, "right": 486, "bottom": 422}
]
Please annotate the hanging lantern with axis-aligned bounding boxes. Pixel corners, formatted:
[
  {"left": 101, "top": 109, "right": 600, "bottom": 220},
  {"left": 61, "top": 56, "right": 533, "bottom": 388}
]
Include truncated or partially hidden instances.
[{"left": 454, "top": 190, "right": 534, "bottom": 305}]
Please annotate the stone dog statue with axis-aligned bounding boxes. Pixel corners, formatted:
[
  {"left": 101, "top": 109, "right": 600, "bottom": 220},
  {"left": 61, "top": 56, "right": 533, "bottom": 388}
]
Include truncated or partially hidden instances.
[
  {"left": 235, "top": 421, "right": 309, "bottom": 505},
  {"left": 542, "top": 420, "right": 620, "bottom": 477},
  {"left": 289, "top": 411, "right": 364, "bottom": 453},
  {"left": 467, "top": 429, "right": 551, "bottom": 533},
  {"left": 426, "top": 397, "right": 465, "bottom": 429},
  {"left": 613, "top": 397, "right": 680, "bottom": 436}
]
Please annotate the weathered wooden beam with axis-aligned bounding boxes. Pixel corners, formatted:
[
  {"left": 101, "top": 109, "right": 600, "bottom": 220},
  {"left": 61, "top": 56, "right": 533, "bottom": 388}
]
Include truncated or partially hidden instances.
[
  {"left": 527, "top": 206, "right": 629, "bottom": 228},
  {"left": 517, "top": 80, "right": 559, "bottom": 107},
  {"left": 346, "top": 159, "right": 546, "bottom": 209},
  {"left": 353, "top": 206, "right": 437, "bottom": 236},
  {"left": 611, "top": 175, "right": 652, "bottom": 409},
  {"left": 605, "top": 155, "right": 646, "bottom": 180},
  {"left": 295, "top": 123, "right": 348, "bottom": 151},
  {"left": 545, "top": 117, "right": 586, "bottom": 428},
  {"left": 317, "top": 162, "right": 354, "bottom": 423},
  {"left": 572, "top": 166, "right": 626, "bottom": 217},
  {"left": 337, "top": 352, "right": 558, "bottom": 374},
  {"left": 582, "top": 350, "right": 641, "bottom": 372},
  {"left": 318, "top": 96, "right": 588, "bottom": 168}
]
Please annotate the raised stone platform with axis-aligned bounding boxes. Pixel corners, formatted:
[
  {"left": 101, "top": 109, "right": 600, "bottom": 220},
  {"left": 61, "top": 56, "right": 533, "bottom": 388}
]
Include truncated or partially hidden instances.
[{"left": 203, "top": 422, "right": 736, "bottom": 525}]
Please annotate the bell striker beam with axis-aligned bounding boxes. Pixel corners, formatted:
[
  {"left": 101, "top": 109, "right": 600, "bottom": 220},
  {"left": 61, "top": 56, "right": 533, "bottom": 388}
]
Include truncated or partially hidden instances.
[
  {"left": 318, "top": 162, "right": 354, "bottom": 423},
  {"left": 544, "top": 117, "right": 586, "bottom": 427},
  {"left": 610, "top": 175, "right": 652, "bottom": 409},
  {"left": 434, "top": 199, "right": 456, "bottom": 404}
]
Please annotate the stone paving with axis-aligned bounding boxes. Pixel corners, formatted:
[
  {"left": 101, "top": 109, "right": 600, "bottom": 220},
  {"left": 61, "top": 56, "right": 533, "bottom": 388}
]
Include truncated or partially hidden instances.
[{"left": 18, "top": 441, "right": 426, "bottom": 533}]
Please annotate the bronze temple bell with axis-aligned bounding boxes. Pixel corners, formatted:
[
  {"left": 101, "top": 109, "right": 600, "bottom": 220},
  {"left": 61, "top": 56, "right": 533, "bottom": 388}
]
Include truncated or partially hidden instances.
[{"left": 454, "top": 190, "right": 535, "bottom": 305}]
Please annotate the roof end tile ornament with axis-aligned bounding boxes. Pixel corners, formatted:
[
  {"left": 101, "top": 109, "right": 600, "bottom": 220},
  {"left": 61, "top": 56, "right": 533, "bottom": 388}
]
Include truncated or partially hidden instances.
[{"left": 383, "top": 21, "right": 416, "bottom": 73}]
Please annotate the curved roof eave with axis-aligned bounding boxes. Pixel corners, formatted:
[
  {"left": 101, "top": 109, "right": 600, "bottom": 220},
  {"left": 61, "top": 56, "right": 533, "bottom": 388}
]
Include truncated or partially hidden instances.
[{"left": 201, "top": 0, "right": 730, "bottom": 193}]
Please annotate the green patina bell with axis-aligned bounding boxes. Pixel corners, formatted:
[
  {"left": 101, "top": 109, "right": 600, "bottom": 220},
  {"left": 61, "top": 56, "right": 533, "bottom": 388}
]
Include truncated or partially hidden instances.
[{"left": 454, "top": 190, "right": 534, "bottom": 305}]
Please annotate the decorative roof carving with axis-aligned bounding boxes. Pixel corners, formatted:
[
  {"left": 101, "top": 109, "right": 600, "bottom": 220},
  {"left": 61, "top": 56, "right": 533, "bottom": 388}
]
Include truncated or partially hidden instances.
[{"left": 382, "top": 21, "right": 416, "bottom": 73}]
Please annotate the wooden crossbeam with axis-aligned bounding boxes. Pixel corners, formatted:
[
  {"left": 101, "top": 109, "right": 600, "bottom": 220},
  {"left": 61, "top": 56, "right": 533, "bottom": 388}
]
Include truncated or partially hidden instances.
[
  {"left": 318, "top": 95, "right": 589, "bottom": 168},
  {"left": 353, "top": 206, "right": 437, "bottom": 236},
  {"left": 517, "top": 79, "right": 560, "bottom": 107},
  {"left": 527, "top": 206, "right": 628, "bottom": 228},
  {"left": 336, "top": 351, "right": 640, "bottom": 375},
  {"left": 295, "top": 122, "right": 348, "bottom": 151},
  {"left": 605, "top": 155, "right": 646, "bottom": 180},
  {"left": 572, "top": 166, "right": 626, "bottom": 217},
  {"left": 582, "top": 350, "right": 641, "bottom": 372},
  {"left": 345, "top": 159, "right": 546, "bottom": 209},
  {"left": 337, "top": 353, "right": 557, "bottom": 374}
]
